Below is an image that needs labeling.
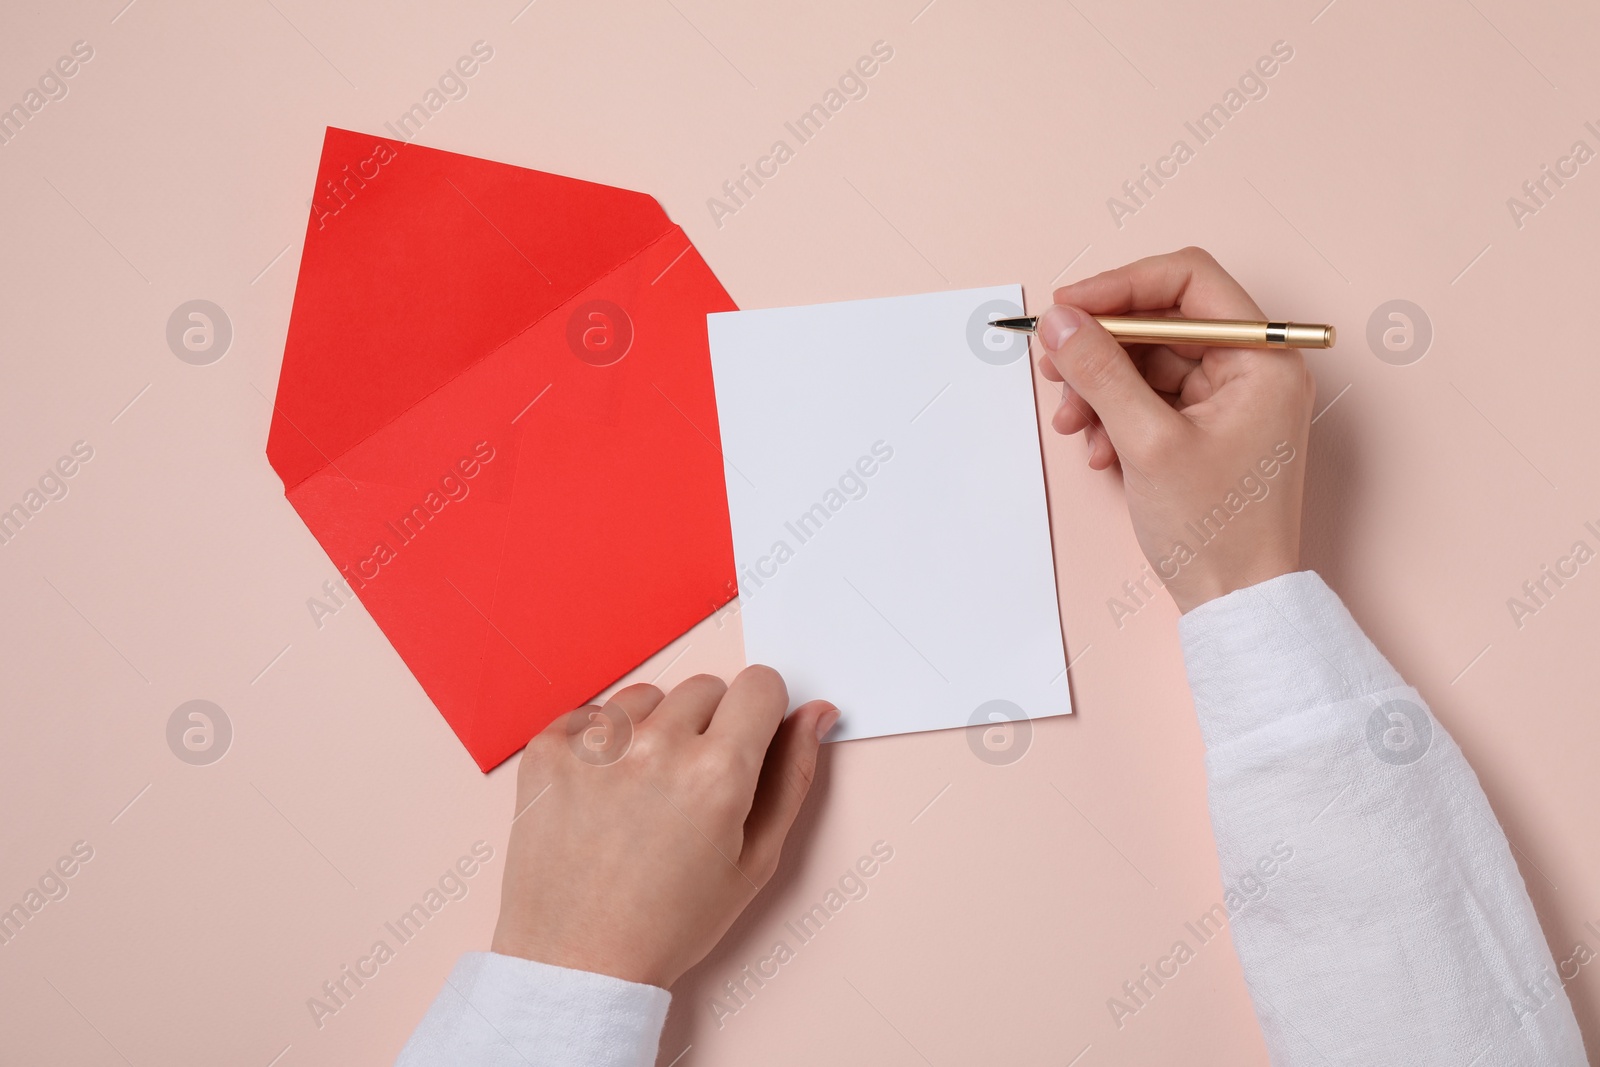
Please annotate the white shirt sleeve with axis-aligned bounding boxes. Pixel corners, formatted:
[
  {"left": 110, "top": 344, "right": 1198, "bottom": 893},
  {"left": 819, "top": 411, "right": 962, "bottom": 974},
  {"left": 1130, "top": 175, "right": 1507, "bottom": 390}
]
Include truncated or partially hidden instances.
[
  {"left": 1178, "top": 570, "right": 1587, "bottom": 1065},
  {"left": 395, "top": 951, "right": 668, "bottom": 1066}
]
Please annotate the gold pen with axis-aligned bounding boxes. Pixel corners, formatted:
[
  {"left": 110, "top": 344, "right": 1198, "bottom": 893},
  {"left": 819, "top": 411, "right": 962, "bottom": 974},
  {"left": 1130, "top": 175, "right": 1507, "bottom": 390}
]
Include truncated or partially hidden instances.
[{"left": 990, "top": 315, "right": 1336, "bottom": 349}]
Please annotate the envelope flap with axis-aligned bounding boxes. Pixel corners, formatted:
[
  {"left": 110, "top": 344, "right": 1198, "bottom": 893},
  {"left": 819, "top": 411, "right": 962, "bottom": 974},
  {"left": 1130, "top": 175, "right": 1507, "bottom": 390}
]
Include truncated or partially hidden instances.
[{"left": 268, "top": 127, "right": 677, "bottom": 492}]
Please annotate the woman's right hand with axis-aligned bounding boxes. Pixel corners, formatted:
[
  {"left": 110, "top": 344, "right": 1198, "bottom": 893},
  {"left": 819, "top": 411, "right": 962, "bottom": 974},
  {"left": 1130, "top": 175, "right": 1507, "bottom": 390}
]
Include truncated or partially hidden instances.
[{"left": 1035, "top": 247, "right": 1317, "bottom": 613}]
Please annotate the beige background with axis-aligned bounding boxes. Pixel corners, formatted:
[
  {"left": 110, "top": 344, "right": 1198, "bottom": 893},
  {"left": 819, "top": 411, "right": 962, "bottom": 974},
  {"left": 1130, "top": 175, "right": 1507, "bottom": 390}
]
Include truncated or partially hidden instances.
[{"left": 3, "top": 0, "right": 1599, "bottom": 1064}]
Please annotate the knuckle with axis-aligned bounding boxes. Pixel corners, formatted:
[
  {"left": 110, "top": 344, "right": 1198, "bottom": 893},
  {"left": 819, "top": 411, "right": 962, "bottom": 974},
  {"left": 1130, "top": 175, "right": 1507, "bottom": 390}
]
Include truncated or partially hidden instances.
[
  {"left": 1073, "top": 341, "right": 1123, "bottom": 394},
  {"left": 739, "top": 663, "right": 784, "bottom": 690},
  {"left": 692, "top": 744, "right": 739, "bottom": 785},
  {"left": 678, "top": 673, "right": 728, "bottom": 701},
  {"left": 615, "top": 681, "right": 663, "bottom": 704},
  {"left": 738, "top": 663, "right": 789, "bottom": 705},
  {"left": 626, "top": 728, "right": 663, "bottom": 763},
  {"left": 791, "top": 753, "right": 818, "bottom": 796}
]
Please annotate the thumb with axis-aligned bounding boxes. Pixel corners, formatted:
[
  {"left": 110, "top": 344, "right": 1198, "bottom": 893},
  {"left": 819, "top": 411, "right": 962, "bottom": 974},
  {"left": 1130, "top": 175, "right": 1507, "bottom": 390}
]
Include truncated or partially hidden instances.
[
  {"left": 1038, "top": 305, "right": 1179, "bottom": 454},
  {"left": 739, "top": 700, "right": 837, "bottom": 884}
]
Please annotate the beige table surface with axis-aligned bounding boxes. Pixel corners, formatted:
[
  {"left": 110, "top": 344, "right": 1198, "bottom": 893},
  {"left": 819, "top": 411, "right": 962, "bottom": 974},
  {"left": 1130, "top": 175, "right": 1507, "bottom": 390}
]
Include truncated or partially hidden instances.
[{"left": 2, "top": 1, "right": 1598, "bottom": 1063}]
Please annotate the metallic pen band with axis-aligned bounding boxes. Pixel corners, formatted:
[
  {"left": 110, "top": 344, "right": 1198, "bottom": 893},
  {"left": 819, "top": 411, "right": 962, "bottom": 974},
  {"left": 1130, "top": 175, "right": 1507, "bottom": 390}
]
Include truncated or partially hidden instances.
[{"left": 1266, "top": 322, "right": 1289, "bottom": 347}]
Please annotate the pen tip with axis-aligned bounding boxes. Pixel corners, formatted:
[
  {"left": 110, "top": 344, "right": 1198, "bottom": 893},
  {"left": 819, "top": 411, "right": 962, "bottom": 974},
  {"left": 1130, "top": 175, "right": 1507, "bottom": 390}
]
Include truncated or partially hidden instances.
[{"left": 988, "top": 316, "right": 1036, "bottom": 333}]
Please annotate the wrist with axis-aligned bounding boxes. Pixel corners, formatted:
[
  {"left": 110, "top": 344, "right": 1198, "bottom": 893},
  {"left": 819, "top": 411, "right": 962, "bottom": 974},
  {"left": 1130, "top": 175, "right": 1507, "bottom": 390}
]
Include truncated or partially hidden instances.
[
  {"left": 491, "top": 922, "right": 671, "bottom": 989},
  {"left": 1169, "top": 554, "right": 1300, "bottom": 615}
]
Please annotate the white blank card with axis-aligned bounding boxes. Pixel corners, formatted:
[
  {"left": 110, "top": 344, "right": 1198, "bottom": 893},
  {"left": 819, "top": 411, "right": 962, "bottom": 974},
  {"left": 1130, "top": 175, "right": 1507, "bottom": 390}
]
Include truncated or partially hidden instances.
[{"left": 706, "top": 285, "right": 1070, "bottom": 743}]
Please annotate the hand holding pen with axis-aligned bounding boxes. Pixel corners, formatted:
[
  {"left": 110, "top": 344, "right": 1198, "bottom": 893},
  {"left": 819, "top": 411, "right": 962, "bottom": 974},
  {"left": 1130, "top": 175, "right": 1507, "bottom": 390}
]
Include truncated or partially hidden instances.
[{"left": 1033, "top": 246, "right": 1316, "bottom": 612}]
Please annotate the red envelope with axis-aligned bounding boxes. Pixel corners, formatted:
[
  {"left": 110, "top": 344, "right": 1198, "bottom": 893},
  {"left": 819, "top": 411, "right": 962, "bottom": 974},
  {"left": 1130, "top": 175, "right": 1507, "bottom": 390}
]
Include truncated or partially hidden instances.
[{"left": 268, "top": 127, "right": 738, "bottom": 771}]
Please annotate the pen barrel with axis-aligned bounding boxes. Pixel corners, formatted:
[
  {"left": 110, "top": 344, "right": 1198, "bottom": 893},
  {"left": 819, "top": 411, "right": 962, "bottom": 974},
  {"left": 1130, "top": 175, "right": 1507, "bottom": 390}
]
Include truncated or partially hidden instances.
[{"left": 1095, "top": 317, "right": 1335, "bottom": 349}]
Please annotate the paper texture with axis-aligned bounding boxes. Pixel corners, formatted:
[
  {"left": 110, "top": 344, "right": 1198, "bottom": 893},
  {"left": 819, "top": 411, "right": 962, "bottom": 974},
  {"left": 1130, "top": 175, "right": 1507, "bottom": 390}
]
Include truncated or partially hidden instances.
[{"left": 707, "top": 285, "right": 1070, "bottom": 742}]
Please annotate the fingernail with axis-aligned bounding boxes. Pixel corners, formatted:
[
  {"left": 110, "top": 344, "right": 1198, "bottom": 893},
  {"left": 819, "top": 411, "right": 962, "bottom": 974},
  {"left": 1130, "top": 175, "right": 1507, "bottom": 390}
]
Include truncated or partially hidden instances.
[
  {"left": 815, "top": 705, "right": 840, "bottom": 740},
  {"left": 1037, "top": 305, "right": 1083, "bottom": 351}
]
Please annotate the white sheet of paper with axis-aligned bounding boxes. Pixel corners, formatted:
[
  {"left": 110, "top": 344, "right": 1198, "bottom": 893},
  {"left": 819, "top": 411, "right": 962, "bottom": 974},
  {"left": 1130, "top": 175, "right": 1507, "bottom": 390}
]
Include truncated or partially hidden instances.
[{"left": 707, "top": 284, "right": 1070, "bottom": 743}]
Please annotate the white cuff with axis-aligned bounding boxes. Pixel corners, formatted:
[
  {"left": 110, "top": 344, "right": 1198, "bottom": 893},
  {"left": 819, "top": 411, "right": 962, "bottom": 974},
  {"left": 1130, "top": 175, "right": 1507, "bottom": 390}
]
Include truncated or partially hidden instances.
[
  {"left": 397, "top": 951, "right": 670, "bottom": 1066},
  {"left": 1177, "top": 570, "right": 1404, "bottom": 752}
]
